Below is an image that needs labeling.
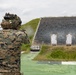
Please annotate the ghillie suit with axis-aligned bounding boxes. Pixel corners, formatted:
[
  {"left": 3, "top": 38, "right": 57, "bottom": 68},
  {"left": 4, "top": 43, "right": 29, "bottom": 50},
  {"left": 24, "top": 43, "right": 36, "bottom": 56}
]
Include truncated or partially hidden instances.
[{"left": 0, "top": 13, "right": 29, "bottom": 75}]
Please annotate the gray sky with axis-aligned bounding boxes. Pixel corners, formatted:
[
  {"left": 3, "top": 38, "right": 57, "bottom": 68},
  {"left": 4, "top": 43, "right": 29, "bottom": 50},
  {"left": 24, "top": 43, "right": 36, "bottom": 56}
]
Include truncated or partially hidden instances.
[{"left": 0, "top": 0, "right": 76, "bottom": 24}]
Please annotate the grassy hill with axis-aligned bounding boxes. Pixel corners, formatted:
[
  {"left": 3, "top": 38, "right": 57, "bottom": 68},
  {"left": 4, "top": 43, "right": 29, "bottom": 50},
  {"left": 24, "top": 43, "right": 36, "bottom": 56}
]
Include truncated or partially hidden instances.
[
  {"left": 20, "top": 18, "right": 40, "bottom": 52},
  {"left": 34, "top": 45, "right": 76, "bottom": 61},
  {"left": 20, "top": 18, "right": 40, "bottom": 42}
]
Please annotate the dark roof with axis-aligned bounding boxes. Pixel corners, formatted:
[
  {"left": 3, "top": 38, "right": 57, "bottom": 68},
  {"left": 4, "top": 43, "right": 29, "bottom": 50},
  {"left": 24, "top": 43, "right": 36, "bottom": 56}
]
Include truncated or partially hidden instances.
[{"left": 34, "top": 17, "right": 76, "bottom": 45}]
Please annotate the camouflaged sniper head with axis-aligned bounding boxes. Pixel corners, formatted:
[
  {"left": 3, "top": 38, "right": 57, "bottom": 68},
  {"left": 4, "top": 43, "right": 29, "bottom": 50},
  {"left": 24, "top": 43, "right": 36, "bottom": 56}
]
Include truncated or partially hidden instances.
[{"left": 1, "top": 13, "right": 22, "bottom": 30}]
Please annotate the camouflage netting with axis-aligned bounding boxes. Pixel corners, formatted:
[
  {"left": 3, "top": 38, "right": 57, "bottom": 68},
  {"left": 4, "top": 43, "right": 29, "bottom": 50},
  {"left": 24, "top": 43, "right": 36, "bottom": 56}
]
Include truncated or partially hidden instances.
[
  {"left": 1, "top": 13, "right": 22, "bottom": 29},
  {"left": 0, "top": 13, "right": 29, "bottom": 75}
]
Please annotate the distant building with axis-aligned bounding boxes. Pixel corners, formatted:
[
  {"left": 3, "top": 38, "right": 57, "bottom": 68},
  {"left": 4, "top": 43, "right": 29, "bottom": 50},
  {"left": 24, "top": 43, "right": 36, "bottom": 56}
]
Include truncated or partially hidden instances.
[{"left": 33, "top": 17, "right": 76, "bottom": 45}]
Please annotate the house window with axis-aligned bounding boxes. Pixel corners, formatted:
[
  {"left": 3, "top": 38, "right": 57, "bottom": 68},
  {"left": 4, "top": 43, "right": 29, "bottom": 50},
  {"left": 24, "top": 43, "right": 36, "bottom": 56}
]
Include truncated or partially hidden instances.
[
  {"left": 66, "top": 34, "right": 72, "bottom": 45},
  {"left": 51, "top": 34, "right": 57, "bottom": 45}
]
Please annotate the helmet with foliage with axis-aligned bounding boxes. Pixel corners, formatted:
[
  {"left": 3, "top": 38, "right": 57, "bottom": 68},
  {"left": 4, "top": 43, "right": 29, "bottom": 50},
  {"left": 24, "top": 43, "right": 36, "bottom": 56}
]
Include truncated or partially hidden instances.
[{"left": 1, "top": 13, "right": 22, "bottom": 29}]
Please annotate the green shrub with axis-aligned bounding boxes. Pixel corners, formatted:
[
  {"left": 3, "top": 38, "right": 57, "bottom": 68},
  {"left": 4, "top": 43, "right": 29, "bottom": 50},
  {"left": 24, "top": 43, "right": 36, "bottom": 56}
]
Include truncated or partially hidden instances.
[{"left": 50, "top": 50, "right": 65, "bottom": 59}]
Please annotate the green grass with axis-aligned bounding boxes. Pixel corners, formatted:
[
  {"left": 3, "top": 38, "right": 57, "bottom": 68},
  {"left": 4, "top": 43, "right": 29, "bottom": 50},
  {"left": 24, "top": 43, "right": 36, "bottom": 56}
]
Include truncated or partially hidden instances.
[
  {"left": 20, "top": 18, "right": 40, "bottom": 32},
  {"left": 21, "top": 44, "right": 31, "bottom": 53},
  {"left": 39, "top": 45, "right": 50, "bottom": 54},
  {"left": 34, "top": 45, "right": 76, "bottom": 61},
  {"left": 20, "top": 18, "right": 40, "bottom": 51},
  {"left": 49, "top": 49, "right": 65, "bottom": 59},
  {"left": 21, "top": 52, "right": 76, "bottom": 75},
  {"left": 20, "top": 18, "right": 40, "bottom": 42}
]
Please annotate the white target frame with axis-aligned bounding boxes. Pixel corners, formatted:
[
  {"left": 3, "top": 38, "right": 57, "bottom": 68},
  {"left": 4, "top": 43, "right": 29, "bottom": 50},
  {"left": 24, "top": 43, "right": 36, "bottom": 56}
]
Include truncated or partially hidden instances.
[
  {"left": 66, "top": 34, "right": 72, "bottom": 45},
  {"left": 51, "top": 34, "right": 57, "bottom": 45}
]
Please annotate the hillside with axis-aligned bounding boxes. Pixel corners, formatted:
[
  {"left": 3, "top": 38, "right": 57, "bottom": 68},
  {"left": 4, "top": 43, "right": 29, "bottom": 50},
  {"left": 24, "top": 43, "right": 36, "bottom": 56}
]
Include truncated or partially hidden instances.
[
  {"left": 34, "top": 45, "right": 76, "bottom": 61},
  {"left": 20, "top": 18, "right": 40, "bottom": 42},
  {"left": 20, "top": 18, "right": 40, "bottom": 52}
]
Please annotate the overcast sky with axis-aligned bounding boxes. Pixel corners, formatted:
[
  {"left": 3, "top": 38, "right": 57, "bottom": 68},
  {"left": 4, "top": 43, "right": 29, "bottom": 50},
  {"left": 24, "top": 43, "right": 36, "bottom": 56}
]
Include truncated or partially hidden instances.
[{"left": 0, "top": 0, "right": 76, "bottom": 24}]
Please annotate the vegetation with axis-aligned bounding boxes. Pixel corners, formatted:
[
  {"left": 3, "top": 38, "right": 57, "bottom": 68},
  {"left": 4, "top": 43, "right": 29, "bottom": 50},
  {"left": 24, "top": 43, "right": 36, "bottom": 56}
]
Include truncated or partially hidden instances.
[
  {"left": 34, "top": 45, "right": 76, "bottom": 61},
  {"left": 20, "top": 18, "right": 40, "bottom": 42},
  {"left": 20, "top": 18, "right": 40, "bottom": 52},
  {"left": 21, "top": 44, "right": 31, "bottom": 53}
]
